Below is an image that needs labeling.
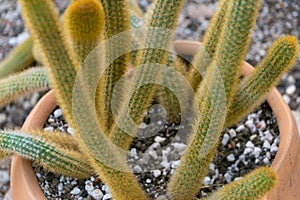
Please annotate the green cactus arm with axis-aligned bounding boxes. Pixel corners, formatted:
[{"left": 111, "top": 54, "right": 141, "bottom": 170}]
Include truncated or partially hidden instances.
[
  {"left": 96, "top": 0, "right": 131, "bottom": 133},
  {"left": 226, "top": 36, "right": 299, "bottom": 126},
  {"left": 167, "top": 62, "right": 227, "bottom": 200},
  {"left": 204, "top": 167, "right": 277, "bottom": 200},
  {"left": 0, "top": 130, "right": 93, "bottom": 179},
  {"left": 109, "top": 0, "right": 186, "bottom": 150},
  {"left": 168, "top": 1, "right": 261, "bottom": 199},
  {"left": 187, "top": 0, "right": 229, "bottom": 90},
  {"left": 212, "top": 0, "right": 261, "bottom": 107},
  {"left": 18, "top": 0, "right": 79, "bottom": 128},
  {"left": 0, "top": 37, "right": 34, "bottom": 78},
  {"left": 64, "top": 0, "right": 105, "bottom": 63},
  {"left": 0, "top": 67, "right": 49, "bottom": 106}
]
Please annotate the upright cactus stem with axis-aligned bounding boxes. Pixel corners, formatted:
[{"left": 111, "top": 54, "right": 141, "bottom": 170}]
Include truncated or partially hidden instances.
[
  {"left": 96, "top": 0, "right": 131, "bottom": 133},
  {"left": 227, "top": 36, "right": 299, "bottom": 126},
  {"left": 18, "top": 0, "right": 79, "bottom": 127},
  {"left": 204, "top": 167, "right": 277, "bottom": 200},
  {"left": 108, "top": 0, "right": 185, "bottom": 149},
  {"left": 64, "top": 0, "right": 105, "bottom": 62},
  {"left": 0, "top": 37, "right": 34, "bottom": 78},
  {"left": 188, "top": 0, "right": 229, "bottom": 90}
]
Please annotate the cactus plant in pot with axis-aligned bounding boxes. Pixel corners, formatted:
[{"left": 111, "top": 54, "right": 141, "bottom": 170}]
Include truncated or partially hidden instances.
[{"left": 0, "top": 0, "right": 299, "bottom": 199}]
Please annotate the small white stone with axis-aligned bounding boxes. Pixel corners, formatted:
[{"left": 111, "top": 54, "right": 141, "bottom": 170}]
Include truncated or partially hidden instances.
[
  {"left": 286, "top": 85, "right": 296, "bottom": 96},
  {"left": 263, "top": 140, "right": 271, "bottom": 149},
  {"left": 203, "top": 177, "right": 210, "bottom": 185},
  {"left": 227, "top": 154, "right": 235, "bottom": 162},
  {"left": 149, "top": 150, "right": 158, "bottom": 159},
  {"left": 236, "top": 124, "right": 245, "bottom": 132},
  {"left": 153, "top": 170, "right": 162, "bottom": 178},
  {"left": 224, "top": 173, "right": 232, "bottom": 183},
  {"left": 90, "top": 189, "right": 103, "bottom": 200},
  {"left": 133, "top": 165, "right": 143, "bottom": 173},
  {"left": 221, "top": 134, "right": 230, "bottom": 146},
  {"left": 250, "top": 134, "right": 257, "bottom": 141},
  {"left": 171, "top": 160, "right": 181, "bottom": 169},
  {"left": 228, "top": 129, "right": 237, "bottom": 138},
  {"left": 156, "top": 120, "right": 163, "bottom": 126},
  {"left": 154, "top": 136, "right": 166, "bottom": 143},
  {"left": 243, "top": 147, "right": 253, "bottom": 155},
  {"left": 263, "top": 157, "right": 270, "bottom": 164},
  {"left": 44, "top": 127, "right": 54, "bottom": 132},
  {"left": 54, "top": 109, "right": 62, "bottom": 118},
  {"left": 90, "top": 176, "right": 95, "bottom": 182},
  {"left": 71, "top": 180, "right": 77, "bottom": 185},
  {"left": 0, "top": 171, "right": 9, "bottom": 184},
  {"left": 103, "top": 194, "right": 112, "bottom": 200},
  {"left": 67, "top": 127, "right": 74, "bottom": 135},
  {"left": 246, "top": 141, "right": 254, "bottom": 148},
  {"left": 85, "top": 180, "right": 94, "bottom": 192},
  {"left": 264, "top": 130, "right": 274, "bottom": 142},
  {"left": 270, "top": 146, "right": 278, "bottom": 153},
  {"left": 146, "top": 179, "right": 151, "bottom": 183},
  {"left": 283, "top": 94, "right": 291, "bottom": 104},
  {"left": 57, "top": 183, "right": 63, "bottom": 191},
  {"left": 130, "top": 148, "right": 137, "bottom": 157},
  {"left": 172, "top": 143, "right": 187, "bottom": 152},
  {"left": 70, "top": 187, "right": 80, "bottom": 195},
  {"left": 253, "top": 147, "right": 262, "bottom": 158},
  {"left": 209, "top": 163, "right": 215, "bottom": 171}
]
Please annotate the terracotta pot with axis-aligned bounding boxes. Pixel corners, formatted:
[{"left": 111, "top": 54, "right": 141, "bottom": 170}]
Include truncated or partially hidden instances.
[{"left": 10, "top": 41, "right": 300, "bottom": 200}]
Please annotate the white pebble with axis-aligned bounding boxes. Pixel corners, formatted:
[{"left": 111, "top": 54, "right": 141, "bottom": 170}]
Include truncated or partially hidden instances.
[
  {"left": 139, "top": 123, "right": 147, "bottom": 129},
  {"left": 57, "top": 183, "right": 63, "bottom": 191},
  {"left": 85, "top": 180, "right": 94, "bottom": 192},
  {"left": 149, "top": 150, "right": 158, "bottom": 159},
  {"left": 154, "top": 136, "right": 166, "bottom": 143},
  {"left": 221, "top": 134, "right": 230, "bottom": 146},
  {"left": 203, "top": 177, "right": 210, "bottom": 185},
  {"left": 263, "top": 157, "right": 270, "bottom": 164},
  {"left": 146, "top": 179, "right": 151, "bottom": 183},
  {"left": 130, "top": 148, "right": 137, "bottom": 157},
  {"left": 270, "top": 146, "right": 278, "bottom": 153},
  {"left": 246, "top": 141, "right": 254, "bottom": 148},
  {"left": 228, "top": 129, "right": 236, "bottom": 138},
  {"left": 236, "top": 124, "right": 245, "bottom": 132},
  {"left": 250, "top": 134, "right": 257, "bottom": 141},
  {"left": 54, "top": 109, "right": 62, "bottom": 118},
  {"left": 171, "top": 160, "right": 181, "bottom": 169},
  {"left": 44, "top": 127, "right": 54, "bottom": 132},
  {"left": 227, "top": 154, "right": 235, "bottom": 162},
  {"left": 67, "top": 127, "right": 74, "bottom": 135},
  {"left": 153, "top": 170, "right": 162, "bottom": 178},
  {"left": 283, "top": 94, "right": 291, "bottom": 104},
  {"left": 224, "top": 173, "right": 232, "bottom": 183},
  {"left": 71, "top": 180, "right": 77, "bottom": 185},
  {"left": 253, "top": 147, "right": 262, "bottom": 158},
  {"left": 286, "top": 85, "right": 296, "bottom": 96},
  {"left": 172, "top": 143, "right": 187, "bottom": 152},
  {"left": 263, "top": 140, "right": 271, "bottom": 149},
  {"left": 70, "top": 187, "right": 80, "bottom": 195},
  {"left": 103, "top": 194, "right": 112, "bottom": 200},
  {"left": 243, "top": 147, "right": 253, "bottom": 155},
  {"left": 133, "top": 165, "right": 143, "bottom": 173},
  {"left": 0, "top": 171, "right": 9, "bottom": 184},
  {"left": 90, "top": 189, "right": 103, "bottom": 200}
]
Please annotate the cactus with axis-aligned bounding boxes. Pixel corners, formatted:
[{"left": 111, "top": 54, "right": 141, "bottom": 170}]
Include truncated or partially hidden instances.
[
  {"left": 0, "top": 37, "right": 34, "bottom": 78},
  {"left": 0, "top": 130, "right": 92, "bottom": 178},
  {"left": 0, "top": 67, "right": 49, "bottom": 106},
  {"left": 0, "top": 0, "right": 297, "bottom": 199},
  {"left": 226, "top": 36, "right": 299, "bottom": 126},
  {"left": 64, "top": 0, "right": 105, "bottom": 62}
]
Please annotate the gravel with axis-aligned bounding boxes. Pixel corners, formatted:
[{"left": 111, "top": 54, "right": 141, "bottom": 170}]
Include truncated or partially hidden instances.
[{"left": 1, "top": 0, "right": 300, "bottom": 199}]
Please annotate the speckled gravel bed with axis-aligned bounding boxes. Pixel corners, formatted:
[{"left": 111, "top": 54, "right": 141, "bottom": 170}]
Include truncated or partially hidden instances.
[
  {"left": 33, "top": 102, "right": 278, "bottom": 200},
  {"left": 1, "top": 0, "right": 300, "bottom": 199}
]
